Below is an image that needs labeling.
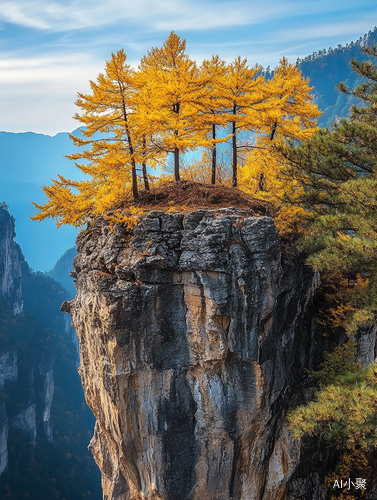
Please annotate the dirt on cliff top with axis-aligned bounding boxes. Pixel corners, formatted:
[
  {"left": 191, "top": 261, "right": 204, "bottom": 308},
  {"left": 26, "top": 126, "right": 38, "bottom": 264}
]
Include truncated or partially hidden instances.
[{"left": 122, "top": 181, "right": 273, "bottom": 216}]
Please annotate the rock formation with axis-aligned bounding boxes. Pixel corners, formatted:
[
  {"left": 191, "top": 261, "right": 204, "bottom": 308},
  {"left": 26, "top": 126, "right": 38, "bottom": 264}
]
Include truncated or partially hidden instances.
[
  {"left": 0, "top": 202, "right": 23, "bottom": 315},
  {"left": 67, "top": 209, "right": 323, "bottom": 500},
  {"left": 0, "top": 203, "right": 54, "bottom": 474}
]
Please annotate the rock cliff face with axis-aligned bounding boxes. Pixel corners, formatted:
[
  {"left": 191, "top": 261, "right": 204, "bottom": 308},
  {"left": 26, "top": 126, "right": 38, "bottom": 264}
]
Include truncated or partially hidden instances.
[
  {"left": 68, "top": 209, "right": 321, "bottom": 500},
  {"left": 0, "top": 203, "right": 54, "bottom": 474},
  {"left": 0, "top": 202, "right": 23, "bottom": 315}
]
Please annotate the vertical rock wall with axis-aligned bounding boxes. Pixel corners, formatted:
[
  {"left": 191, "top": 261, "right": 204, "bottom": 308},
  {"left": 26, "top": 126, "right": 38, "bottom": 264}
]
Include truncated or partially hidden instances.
[
  {"left": 0, "top": 202, "right": 23, "bottom": 315},
  {"left": 0, "top": 203, "right": 55, "bottom": 473},
  {"left": 68, "top": 209, "right": 320, "bottom": 500}
]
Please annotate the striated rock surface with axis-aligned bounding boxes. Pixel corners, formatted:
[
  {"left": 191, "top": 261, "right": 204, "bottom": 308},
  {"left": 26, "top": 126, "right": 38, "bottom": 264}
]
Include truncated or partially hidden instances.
[
  {"left": 0, "top": 350, "right": 18, "bottom": 388},
  {"left": 67, "top": 209, "right": 321, "bottom": 500},
  {"left": 10, "top": 403, "right": 37, "bottom": 443},
  {"left": 38, "top": 355, "right": 54, "bottom": 443},
  {"left": 0, "top": 402, "right": 8, "bottom": 475},
  {"left": 0, "top": 202, "right": 23, "bottom": 315},
  {"left": 0, "top": 203, "right": 55, "bottom": 469}
]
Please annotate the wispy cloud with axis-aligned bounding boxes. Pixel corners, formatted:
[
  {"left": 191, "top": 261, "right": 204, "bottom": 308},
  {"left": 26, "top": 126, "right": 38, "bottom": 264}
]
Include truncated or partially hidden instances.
[
  {"left": 0, "top": 53, "right": 105, "bottom": 133},
  {"left": 0, "top": 53, "right": 103, "bottom": 84},
  {"left": 276, "top": 19, "right": 377, "bottom": 44},
  {"left": 0, "top": 0, "right": 298, "bottom": 32}
]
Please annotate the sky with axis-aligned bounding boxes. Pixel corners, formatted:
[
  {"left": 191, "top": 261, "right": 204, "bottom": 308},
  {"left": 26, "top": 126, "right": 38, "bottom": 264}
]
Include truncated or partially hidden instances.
[{"left": 1, "top": 0, "right": 377, "bottom": 135}]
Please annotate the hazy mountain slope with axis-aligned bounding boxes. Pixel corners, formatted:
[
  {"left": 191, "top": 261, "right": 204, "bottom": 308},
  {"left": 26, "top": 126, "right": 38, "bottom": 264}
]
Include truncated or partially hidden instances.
[
  {"left": 46, "top": 247, "right": 77, "bottom": 299},
  {"left": 299, "top": 27, "right": 377, "bottom": 127},
  {"left": 0, "top": 130, "right": 84, "bottom": 272}
]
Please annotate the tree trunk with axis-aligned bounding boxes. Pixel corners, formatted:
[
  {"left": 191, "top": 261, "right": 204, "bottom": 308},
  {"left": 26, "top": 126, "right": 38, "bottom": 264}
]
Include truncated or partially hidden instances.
[
  {"left": 121, "top": 97, "right": 138, "bottom": 199},
  {"left": 173, "top": 101, "right": 180, "bottom": 182},
  {"left": 174, "top": 146, "right": 180, "bottom": 182},
  {"left": 142, "top": 135, "right": 149, "bottom": 191},
  {"left": 131, "top": 164, "right": 138, "bottom": 200},
  {"left": 270, "top": 122, "right": 277, "bottom": 141},
  {"left": 258, "top": 173, "right": 266, "bottom": 192},
  {"left": 232, "top": 104, "right": 237, "bottom": 187},
  {"left": 142, "top": 162, "right": 149, "bottom": 191},
  {"left": 211, "top": 124, "right": 216, "bottom": 185}
]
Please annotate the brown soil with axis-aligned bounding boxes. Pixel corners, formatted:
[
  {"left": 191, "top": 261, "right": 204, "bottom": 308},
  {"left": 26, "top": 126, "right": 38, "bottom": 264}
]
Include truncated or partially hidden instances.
[{"left": 122, "top": 181, "right": 273, "bottom": 216}]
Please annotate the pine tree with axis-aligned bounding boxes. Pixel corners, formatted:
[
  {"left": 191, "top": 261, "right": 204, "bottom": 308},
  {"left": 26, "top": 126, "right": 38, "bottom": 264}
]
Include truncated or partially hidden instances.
[
  {"left": 285, "top": 46, "right": 377, "bottom": 488},
  {"left": 280, "top": 46, "right": 377, "bottom": 314}
]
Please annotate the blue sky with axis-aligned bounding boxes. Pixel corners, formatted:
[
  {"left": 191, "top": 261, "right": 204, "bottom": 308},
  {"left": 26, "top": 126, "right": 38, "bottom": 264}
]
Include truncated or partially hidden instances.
[{"left": 1, "top": 0, "right": 377, "bottom": 135}]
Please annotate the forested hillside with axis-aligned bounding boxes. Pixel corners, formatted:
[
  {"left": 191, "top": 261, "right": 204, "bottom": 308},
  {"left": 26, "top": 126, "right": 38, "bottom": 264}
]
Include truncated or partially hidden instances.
[{"left": 299, "top": 26, "right": 377, "bottom": 127}]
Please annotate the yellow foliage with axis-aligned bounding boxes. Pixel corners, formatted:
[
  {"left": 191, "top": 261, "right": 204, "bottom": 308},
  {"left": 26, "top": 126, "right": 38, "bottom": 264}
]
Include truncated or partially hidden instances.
[
  {"left": 103, "top": 207, "right": 142, "bottom": 231},
  {"left": 239, "top": 58, "right": 321, "bottom": 235},
  {"left": 325, "top": 448, "right": 371, "bottom": 500},
  {"left": 32, "top": 35, "right": 321, "bottom": 233},
  {"left": 138, "top": 32, "right": 214, "bottom": 181}
]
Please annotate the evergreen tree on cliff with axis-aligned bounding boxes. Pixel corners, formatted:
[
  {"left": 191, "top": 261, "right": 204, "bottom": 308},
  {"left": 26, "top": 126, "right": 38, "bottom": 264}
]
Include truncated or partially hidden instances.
[
  {"left": 281, "top": 45, "right": 377, "bottom": 334},
  {"left": 286, "top": 46, "right": 377, "bottom": 493}
]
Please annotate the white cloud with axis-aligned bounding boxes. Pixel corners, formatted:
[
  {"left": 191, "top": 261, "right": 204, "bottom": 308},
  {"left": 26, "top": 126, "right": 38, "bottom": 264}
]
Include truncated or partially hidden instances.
[
  {"left": 0, "top": 54, "right": 101, "bottom": 83},
  {"left": 1, "top": 0, "right": 372, "bottom": 34}
]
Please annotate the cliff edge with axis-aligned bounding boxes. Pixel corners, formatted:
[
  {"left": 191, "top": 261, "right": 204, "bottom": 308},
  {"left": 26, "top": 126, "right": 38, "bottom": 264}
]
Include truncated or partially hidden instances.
[{"left": 66, "top": 208, "right": 320, "bottom": 500}]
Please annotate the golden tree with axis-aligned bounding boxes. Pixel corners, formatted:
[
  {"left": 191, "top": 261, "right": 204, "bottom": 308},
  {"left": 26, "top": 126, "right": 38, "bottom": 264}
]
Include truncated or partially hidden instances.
[
  {"left": 69, "top": 49, "right": 142, "bottom": 199},
  {"left": 199, "top": 55, "right": 231, "bottom": 184},
  {"left": 220, "top": 57, "right": 269, "bottom": 187},
  {"left": 239, "top": 58, "right": 321, "bottom": 223},
  {"left": 32, "top": 49, "right": 145, "bottom": 227},
  {"left": 32, "top": 34, "right": 321, "bottom": 232},
  {"left": 138, "top": 31, "right": 212, "bottom": 182}
]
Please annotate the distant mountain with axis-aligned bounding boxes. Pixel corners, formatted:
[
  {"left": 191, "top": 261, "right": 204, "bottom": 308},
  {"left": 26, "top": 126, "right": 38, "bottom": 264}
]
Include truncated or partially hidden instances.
[
  {"left": 0, "top": 130, "right": 84, "bottom": 272},
  {"left": 46, "top": 247, "right": 77, "bottom": 299},
  {"left": 298, "top": 26, "right": 377, "bottom": 127}
]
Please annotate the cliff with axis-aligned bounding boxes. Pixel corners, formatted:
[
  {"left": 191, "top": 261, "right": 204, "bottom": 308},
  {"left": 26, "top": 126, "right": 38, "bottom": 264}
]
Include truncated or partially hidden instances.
[
  {"left": 0, "top": 203, "right": 54, "bottom": 475},
  {"left": 46, "top": 246, "right": 77, "bottom": 299},
  {"left": 0, "top": 202, "right": 23, "bottom": 315},
  {"left": 0, "top": 203, "right": 102, "bottom": 499},
  {"left": 66, "top": 208, "right": 323, "bottom": 500}
]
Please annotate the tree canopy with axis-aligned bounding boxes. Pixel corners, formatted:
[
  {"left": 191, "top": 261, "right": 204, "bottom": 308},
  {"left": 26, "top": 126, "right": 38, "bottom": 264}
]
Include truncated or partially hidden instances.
[{"left": 32, "top": 31, "right": 320, "bottom": 228}]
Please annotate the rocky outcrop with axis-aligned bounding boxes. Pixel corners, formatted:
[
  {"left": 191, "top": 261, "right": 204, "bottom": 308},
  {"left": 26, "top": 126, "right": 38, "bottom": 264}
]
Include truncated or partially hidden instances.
[
  {"left": 0, "top": 349, "right": 17, "bottom": 472},
  {"left": 0, "top": 402, "right": 9, "bottom": 475},
  {"left": 38, "top": 355, "right": 54, "bottom": 443},
  {"left": 0, "top": 203, "right": 55, "bottom": 470},
  {"left": 10, "top": 403, "right": 37, "bottom": 443},
  {"left": 0, "top": 350, "right": 18, "bottom": 387},
  {"left": 67, "top": 209, "right": 321, "bottom": 500},
  {"left": 0, "top": 202, "right": 23, "bottom": 315}
]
